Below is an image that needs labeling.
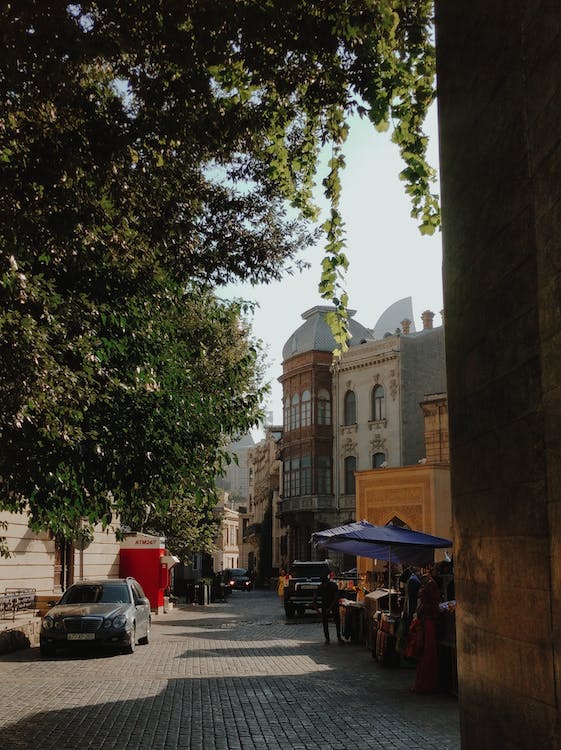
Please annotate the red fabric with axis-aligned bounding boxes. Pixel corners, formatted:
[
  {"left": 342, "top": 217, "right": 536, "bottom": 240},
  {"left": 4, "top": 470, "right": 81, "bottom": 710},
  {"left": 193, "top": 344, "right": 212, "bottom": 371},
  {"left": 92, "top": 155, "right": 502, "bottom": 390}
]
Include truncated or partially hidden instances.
[
  {"left": 413, "top": 576, "right": 440, "bottom": 692},
  {"left": 414, "top": 616, "right": 439, "bottom": 692},
  {"left": 404, "top": 616, "right": 424, "bottom": 659}
]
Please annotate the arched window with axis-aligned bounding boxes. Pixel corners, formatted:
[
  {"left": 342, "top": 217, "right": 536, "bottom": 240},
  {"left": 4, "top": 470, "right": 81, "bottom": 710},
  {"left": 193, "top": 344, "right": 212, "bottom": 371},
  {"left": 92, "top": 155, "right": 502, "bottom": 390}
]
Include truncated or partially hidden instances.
[
  {"left": 291, "top": 393, "right": 300, "bottom": 430},
  {"left": 301, "top": 390, "right": 311, "bottom": 426},
  {"left": 344, "top": 390, "right": 356, "bottom": 425},
  {"left": 344, "top": 455, "right": 357, "bottom": 494},
  {"left": 317, "top": 389, "right": 331, "bottom": 425},
  {"left": 372, "top": 452, "right": 386, "bottom": 468},
  {"left": 372, "top": 385, "right": 385, "bottom": 421}
]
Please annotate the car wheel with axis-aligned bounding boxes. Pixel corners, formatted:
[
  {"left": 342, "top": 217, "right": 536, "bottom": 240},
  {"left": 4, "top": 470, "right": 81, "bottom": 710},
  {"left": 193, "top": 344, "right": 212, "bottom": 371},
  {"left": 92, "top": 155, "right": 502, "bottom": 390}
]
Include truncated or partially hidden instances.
[
  {"left": 138, "top": 620, "right": 150, "bottom": 645},
  {"left": 40, "top": 641, "right": 56, "bottom": 658},
  {"left": 125, "top": 626, "right": 136, "bottom": 654},
  {"left": 297, "top": 606, "right": 306, "bottom": 617}
]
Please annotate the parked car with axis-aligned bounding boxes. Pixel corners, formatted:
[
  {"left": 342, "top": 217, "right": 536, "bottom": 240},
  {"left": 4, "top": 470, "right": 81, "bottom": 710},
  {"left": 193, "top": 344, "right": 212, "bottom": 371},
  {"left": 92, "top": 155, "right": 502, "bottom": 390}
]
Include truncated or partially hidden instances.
[
  {"left": 39, "top": 577, "right": 151, "bottom": 657},
  {"left": 223, "top": 568, "right": 253, "bottom": 591}
]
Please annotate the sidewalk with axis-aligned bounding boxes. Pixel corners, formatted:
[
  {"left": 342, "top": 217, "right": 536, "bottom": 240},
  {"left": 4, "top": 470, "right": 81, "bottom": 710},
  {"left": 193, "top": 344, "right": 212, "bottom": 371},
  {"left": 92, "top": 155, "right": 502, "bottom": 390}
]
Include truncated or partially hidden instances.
[{"left": 0, "top": 588, "right": 460, "bottom": 750}]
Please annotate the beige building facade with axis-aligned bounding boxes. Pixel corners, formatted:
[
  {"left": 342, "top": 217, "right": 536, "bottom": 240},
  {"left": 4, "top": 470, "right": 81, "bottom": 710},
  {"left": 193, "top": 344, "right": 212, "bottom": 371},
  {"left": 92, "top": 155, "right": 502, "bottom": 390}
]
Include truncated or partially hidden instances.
[
  {"left": 0, "top": 509, "right": 120, "bottom": 596},
  {"left": 211, "top": 495, "right": 240, "bottom": 573},
  {"left": 246, "top": 426, "right": 283, "bottom": 577}
]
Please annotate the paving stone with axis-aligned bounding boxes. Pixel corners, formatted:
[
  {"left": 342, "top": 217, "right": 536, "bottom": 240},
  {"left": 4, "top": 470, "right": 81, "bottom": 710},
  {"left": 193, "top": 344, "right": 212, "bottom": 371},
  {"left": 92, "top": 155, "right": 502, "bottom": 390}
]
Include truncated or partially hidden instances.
[{"left": 0, "top": 590, "right": 460, "bottom": 749}]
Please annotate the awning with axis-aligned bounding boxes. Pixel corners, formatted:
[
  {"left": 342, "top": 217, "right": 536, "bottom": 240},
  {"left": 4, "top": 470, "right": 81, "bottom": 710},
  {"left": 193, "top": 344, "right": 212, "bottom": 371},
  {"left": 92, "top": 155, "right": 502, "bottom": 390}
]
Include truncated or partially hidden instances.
[{"left": 311, "top": 520, "right": 452, "bottom": 567}]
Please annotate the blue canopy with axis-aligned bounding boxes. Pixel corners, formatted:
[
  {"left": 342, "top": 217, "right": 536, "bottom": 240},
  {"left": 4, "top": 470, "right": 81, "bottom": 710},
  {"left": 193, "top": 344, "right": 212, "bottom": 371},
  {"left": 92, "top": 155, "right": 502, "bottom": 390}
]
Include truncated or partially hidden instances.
[{"left": 311, "top": 520, "right": 452, "bottom": 567}]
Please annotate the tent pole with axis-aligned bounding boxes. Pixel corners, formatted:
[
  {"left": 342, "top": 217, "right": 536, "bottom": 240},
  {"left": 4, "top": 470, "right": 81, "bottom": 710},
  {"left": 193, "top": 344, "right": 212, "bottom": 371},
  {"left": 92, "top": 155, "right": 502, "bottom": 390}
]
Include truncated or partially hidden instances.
[{"left": 388, "top": 547, "right": 391, "bottom": 611}]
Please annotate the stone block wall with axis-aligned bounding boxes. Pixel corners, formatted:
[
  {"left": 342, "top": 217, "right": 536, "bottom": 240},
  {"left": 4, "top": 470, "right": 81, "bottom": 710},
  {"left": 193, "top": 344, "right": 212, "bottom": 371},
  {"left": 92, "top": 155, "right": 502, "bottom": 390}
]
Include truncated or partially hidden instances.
[{"left": 436, "top": 1, "right": 561, "bottom": 747}]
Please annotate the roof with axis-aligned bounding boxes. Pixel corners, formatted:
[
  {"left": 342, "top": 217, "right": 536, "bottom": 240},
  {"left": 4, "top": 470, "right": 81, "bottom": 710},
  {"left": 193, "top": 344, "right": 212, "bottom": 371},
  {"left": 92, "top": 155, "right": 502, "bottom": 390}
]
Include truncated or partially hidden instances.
[
  {"left": 372, "top": 297, "right": 416, "bottom": 339},
  {"left": 282, "top": 306, "right": 374, "bottom": 359}
]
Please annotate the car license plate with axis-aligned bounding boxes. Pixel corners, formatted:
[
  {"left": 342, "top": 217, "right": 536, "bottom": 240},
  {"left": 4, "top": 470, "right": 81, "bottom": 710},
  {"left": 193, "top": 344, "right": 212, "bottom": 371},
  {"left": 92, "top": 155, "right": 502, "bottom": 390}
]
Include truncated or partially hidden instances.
[{"left": 67, "top": 633, "right": 95, "bottom": 641}]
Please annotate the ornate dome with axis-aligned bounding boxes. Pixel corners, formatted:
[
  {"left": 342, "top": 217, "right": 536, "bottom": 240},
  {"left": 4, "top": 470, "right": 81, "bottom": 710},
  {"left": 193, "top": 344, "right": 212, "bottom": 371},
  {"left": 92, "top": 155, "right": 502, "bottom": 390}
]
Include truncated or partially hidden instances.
[{"left": 282, "top": 306, "right": 373, "bottom": 360}]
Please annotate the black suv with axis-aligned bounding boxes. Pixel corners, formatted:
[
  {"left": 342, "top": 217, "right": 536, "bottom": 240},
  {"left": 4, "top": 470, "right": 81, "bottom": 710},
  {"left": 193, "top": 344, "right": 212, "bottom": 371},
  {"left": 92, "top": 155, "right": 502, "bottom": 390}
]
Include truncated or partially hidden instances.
[
  {"left": 223, "top": 568, "right": 253, "bottom": 592},
  {"left": 283, "top": 560, "right": 334, "bottom": 618}
]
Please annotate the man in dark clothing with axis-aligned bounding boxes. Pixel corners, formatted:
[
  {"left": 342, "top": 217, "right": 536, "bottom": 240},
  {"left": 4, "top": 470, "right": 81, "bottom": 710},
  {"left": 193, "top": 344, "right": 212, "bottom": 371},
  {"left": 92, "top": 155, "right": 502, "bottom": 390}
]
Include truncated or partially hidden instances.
[{"left": 313, "top": 575, "right": 343, "bottom": 645}]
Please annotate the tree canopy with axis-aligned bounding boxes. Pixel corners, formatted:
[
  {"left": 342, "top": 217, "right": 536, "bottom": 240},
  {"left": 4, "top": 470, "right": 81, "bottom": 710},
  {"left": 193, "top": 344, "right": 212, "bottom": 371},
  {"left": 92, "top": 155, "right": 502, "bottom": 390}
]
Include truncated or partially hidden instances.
[{"left": 0, "top": 1, "right": 437, "bottom": 553}]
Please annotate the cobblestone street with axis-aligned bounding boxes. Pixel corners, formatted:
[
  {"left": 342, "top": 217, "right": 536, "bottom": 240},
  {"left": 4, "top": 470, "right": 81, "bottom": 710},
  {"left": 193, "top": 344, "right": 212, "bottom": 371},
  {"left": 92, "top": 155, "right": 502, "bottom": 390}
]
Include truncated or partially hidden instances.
[{"left": 0, "top": 590, "right": 460, "bottom": 749}]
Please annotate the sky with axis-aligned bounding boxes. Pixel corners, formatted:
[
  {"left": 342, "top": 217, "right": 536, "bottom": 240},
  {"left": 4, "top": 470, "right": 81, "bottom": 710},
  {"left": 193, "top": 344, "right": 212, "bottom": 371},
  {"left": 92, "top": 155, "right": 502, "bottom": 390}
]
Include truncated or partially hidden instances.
[{"left": 223, "top": 105, "right": 443, "bottom": 427}]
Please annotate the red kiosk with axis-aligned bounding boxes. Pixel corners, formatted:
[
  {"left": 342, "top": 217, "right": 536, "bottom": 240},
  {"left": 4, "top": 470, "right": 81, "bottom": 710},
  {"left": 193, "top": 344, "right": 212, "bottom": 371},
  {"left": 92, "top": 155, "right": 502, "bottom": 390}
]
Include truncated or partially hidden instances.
[{"left": 119, "top": 533, "right": 178, "bottom": 613}]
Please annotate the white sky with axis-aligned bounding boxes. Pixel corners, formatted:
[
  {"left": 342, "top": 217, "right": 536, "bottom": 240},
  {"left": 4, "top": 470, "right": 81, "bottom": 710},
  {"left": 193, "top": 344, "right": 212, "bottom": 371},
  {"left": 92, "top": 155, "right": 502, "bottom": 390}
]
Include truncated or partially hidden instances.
[{"left": 223, "top": 105, "right": 443, "bottom": 425}]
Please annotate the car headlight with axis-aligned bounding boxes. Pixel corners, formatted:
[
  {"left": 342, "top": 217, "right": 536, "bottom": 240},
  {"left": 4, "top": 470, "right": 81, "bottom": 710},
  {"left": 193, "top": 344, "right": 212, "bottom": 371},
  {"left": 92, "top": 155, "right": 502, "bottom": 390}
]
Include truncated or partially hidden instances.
[
  {"left": 109, "top": 614, "right": 128, "bottom": 629},
  {"left": 42, "top": 616, "right": 54, "bottom": 630}
]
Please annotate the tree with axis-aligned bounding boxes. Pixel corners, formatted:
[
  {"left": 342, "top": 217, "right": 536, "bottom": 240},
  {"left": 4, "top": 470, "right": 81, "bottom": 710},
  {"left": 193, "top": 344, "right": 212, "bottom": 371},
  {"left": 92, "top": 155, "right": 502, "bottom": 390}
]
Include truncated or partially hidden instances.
[
  {"left": 0, "top": 2, "right": 437, "bottom": 545},
  {"left": 1, "top": 275, "right": 266, "bottom": 541}
]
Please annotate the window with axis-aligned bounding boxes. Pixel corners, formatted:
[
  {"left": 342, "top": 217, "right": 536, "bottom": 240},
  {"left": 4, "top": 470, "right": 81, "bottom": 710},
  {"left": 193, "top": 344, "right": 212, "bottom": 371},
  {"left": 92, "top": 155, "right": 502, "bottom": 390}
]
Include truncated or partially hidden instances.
[
  {"left": 283, "top": 463, "right": 290, "bottom": 496},
  {"left": 372, "top": 452, "right": 386, "bottom": 468},
  {"left": 317, "top": 389, "right": 331, "bottom": 425},
  {"left": 372, "top": 385, "right": 385, "bottom": 421},
  {"left": 301, "top": 390, "right": 311, "bottom": 426},
  {"left": 344, "top": 455, "right": 357, "bottom": 494},
  {"left": 291, "top": 393, "right": 300, "bottom": 430},
  {"left": 301, "top": 455, "right": 312, "bottom": 494},
  {"left": 318, "top": 456, "right": 332, "bottom": 494},
  {"left": 291, "top": 457, "right": 300, "bottom": 496},
  {"left": 283, "top": 396, "right": 290, "bottom": 431},
  {"left": 344, "top": 390, "right": 356, "bottom": 425}
]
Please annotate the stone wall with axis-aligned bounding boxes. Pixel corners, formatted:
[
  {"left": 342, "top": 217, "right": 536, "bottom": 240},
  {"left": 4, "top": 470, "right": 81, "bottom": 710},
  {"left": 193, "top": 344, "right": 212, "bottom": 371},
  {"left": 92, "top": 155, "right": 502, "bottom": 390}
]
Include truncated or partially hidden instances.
[
  {"left": 400, "top": 327, "right": 447, "bottom": 465},
  {"left": 436, "top": 2, "right": 561, "bottom": 747}
]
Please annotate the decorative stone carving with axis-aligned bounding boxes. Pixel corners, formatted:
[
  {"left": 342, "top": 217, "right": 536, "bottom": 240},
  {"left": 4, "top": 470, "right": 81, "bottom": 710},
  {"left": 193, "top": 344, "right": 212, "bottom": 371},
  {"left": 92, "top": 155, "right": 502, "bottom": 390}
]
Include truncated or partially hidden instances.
[
  {"left": 368, "top": 504, "right": 423, "bottom": 530},
  {"left": 343, "top": 436, "right": 357, "bottom": 454},
  {"left": 370, "top": 434, "right": 386, "bottom": 450}
]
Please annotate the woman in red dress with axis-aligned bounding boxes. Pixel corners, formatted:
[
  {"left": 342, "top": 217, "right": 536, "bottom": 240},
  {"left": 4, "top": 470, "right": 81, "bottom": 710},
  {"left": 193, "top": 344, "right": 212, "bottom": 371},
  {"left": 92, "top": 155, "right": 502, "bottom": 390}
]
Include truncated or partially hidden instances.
[{"left": 412, "top": 572, "right": 441, "bottom": 693}]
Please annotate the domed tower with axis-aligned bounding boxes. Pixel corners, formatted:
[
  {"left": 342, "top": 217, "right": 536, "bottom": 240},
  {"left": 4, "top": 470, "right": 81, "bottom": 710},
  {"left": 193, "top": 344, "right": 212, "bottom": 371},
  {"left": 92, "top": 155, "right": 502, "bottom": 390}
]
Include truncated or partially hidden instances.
[{"left": 278, "top": 306, "right": 373, "bottom": 563}]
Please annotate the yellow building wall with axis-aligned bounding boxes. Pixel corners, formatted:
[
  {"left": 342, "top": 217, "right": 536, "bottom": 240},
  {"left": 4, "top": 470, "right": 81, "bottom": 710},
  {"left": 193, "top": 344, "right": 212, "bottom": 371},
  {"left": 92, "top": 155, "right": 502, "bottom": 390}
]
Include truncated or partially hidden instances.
[{"left": 355, "top": 464, "right": 453, "bottom": 579}]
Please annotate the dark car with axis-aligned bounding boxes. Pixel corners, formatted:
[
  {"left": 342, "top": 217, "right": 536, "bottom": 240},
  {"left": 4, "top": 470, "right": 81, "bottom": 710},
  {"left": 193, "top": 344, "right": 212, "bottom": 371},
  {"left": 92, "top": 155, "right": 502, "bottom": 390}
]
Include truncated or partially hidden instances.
[
  {"left": 39, "top": 577, "right": 151, "bottom": 657},
  {"left": 223, "top": 568, "right": 253, "bottom": 591},
  {"left": 283, "top": 560, "right": 335, "bottom": 618}
]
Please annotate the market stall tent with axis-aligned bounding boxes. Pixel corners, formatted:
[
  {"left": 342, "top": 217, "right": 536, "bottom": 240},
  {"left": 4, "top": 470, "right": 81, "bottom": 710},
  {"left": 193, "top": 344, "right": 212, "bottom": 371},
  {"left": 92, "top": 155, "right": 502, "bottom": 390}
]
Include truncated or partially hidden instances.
[{"left": 311, "top": 520, "right": 452, "bottom": 567}]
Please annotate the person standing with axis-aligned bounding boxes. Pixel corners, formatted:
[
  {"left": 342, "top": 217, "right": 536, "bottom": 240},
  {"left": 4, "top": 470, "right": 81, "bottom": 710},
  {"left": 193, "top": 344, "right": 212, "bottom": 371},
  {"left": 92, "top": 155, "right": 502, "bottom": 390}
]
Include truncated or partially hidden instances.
[
  {"left": 411, "top": 571, "right": 441, "bottom": 693},
  {"left": 277, "top": 569, "right": 286, "bottom": 603},
  {"left": 313, "top": 575, "right": 343, "bottom": 645}
]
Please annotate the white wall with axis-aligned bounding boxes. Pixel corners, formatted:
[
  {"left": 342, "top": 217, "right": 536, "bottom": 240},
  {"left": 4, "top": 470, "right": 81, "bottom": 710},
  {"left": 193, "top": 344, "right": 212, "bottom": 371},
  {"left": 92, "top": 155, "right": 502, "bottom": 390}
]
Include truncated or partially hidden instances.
[
  {"left": 0, "top": 510, "right": 120, "bottom": 595},
  {"left": 0, "top": 511, "right": 55, "bottom": 594}
]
